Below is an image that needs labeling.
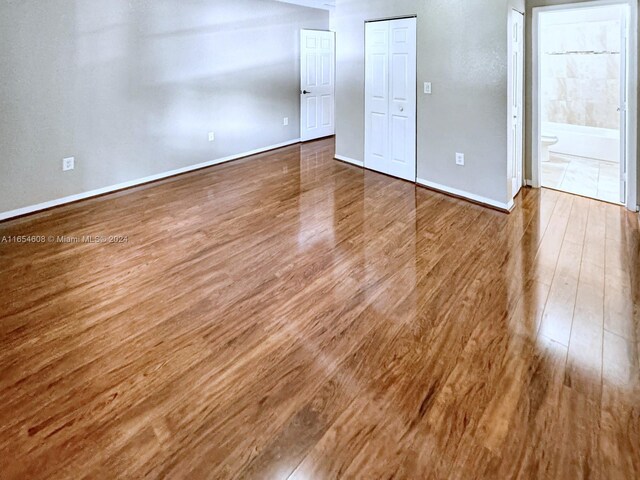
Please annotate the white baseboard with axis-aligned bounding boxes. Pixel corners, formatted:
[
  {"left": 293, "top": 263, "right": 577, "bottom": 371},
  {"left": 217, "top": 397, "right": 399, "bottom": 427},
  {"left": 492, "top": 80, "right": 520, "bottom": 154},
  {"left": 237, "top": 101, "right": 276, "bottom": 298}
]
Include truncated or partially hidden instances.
[
  {"left": 417, "top": 178, "right": 514, "bottom": 212},
  {"left": 334, "top": 155, "right": 364, "bottom": 167},
  {"left": 525, "top": 179, "right": 534, "bottom": 187},
  {"left": 0, "top": 138, "right": 301, "bottom": 221}
]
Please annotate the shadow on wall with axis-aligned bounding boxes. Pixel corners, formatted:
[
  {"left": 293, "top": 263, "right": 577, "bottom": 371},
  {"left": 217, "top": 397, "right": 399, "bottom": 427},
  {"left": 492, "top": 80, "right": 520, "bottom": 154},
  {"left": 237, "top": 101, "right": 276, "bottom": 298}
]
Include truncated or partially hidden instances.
[{"left": 73, "top": 0, "right": 303, "bottom": 184}]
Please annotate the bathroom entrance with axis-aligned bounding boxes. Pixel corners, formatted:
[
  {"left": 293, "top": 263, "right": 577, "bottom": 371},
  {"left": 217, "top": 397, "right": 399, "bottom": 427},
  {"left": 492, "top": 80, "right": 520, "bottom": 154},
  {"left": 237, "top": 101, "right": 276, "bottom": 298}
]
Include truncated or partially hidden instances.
[{"left": 535, "top": 2, "right": 629, "bottom": 204}]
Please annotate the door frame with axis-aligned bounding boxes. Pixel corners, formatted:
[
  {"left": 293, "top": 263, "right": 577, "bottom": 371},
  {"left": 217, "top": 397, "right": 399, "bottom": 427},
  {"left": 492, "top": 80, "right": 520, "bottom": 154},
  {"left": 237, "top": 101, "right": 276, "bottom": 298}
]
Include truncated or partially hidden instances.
[
  {"left": 531, "top": 0, "right": 638, "bottom": 211},
  {"left": 363, "top": 15, "right": 418, "bottom": 182}
]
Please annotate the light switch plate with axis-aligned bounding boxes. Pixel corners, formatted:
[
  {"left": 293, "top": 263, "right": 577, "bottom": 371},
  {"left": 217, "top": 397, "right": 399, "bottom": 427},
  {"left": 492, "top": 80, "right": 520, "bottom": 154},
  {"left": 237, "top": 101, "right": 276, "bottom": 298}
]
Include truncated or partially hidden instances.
[
  {"left": 424, "top": 82, "right": 432, "bottom": 94},
  {"left": 283, "top": 117, "right": 289, "bottom": 126},
  {"left": 208, "top": 132, "right": 215, "bottom": 142},
  {"left": 456, "top": 153, "right": 465, "bottom": 166}
]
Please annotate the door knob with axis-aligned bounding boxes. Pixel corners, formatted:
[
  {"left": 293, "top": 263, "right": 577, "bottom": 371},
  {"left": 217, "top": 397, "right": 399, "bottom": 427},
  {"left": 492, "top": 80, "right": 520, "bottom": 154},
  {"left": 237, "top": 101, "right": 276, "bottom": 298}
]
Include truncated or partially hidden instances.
[
  {"left": 400, "top": 107, "right": 404, "bottom": 112},
  {"left": 302, "top": 90, "right": 311, "bottom": 94}
]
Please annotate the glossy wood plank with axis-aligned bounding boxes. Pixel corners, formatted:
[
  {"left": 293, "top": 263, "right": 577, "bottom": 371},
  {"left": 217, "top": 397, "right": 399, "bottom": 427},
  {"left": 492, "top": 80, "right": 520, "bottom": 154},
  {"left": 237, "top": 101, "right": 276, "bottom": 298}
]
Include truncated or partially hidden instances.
[
  {"left": 0, "top": 138, "right": 639, "bottom": 479},
  {"left": 565, "top": 199, "right": 606, "bottom": 400}
]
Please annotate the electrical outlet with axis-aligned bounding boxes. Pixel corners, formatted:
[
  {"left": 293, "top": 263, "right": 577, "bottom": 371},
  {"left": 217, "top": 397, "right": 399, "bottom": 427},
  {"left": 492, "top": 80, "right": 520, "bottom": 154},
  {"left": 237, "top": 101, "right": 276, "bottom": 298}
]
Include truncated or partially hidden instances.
[
  {"left": 283, "top": 117, "right": 289, "bottom": 126},
  {"left": 208, "top": 132, "right": 215, "bottom": 142},
  {"left": 62, "top": 157, "right": 75, "bottom": 171},
  {"left": 424, "top": 82, "right": 432, "bottom": 94},
  {"left": 455, "top": 153, "right": 465, "bottom": 166}
]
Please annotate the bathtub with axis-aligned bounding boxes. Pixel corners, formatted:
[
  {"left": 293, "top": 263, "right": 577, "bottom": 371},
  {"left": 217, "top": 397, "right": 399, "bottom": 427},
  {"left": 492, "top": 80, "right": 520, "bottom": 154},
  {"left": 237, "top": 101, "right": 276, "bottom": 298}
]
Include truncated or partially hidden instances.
[{"left": 542, "top": 122, "right": 620, "bottom": 163}]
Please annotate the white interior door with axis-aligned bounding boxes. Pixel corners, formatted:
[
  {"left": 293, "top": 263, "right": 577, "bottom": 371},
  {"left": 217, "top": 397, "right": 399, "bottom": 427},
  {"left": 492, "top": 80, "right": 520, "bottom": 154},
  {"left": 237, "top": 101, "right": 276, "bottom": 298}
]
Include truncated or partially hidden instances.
[
  {"left": 365, "top": 18, "right": 417, "bottom": 182},
  {"left": 301, "top": 30, "right": 335, "bottom": 142},
  {"left": 619, "top": 8, "right": 628, "bottom": 204},
  {"left": 509, "top": 10, "right": 525, "bottom": 198}
]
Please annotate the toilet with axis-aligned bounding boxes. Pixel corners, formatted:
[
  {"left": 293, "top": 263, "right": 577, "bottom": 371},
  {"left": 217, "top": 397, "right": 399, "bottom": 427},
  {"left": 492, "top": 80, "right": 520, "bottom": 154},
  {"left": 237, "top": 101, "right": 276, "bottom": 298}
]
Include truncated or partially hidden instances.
[{"left": 541, "top": 134, "right": 559, "bottom": 163}]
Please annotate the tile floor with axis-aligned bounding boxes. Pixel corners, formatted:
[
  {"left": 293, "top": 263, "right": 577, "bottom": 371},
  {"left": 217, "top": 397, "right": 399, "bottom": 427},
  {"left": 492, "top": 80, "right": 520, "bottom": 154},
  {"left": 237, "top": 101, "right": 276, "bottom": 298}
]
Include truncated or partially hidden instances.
[{"left": 541, "top": 153, "right": 622, "bottom": 204}]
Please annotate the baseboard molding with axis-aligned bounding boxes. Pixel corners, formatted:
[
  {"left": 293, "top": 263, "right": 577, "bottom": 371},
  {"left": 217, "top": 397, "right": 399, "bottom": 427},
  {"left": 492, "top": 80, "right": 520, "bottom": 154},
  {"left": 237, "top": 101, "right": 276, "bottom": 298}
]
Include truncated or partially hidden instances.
[
  {"left": 331, "top": 158, "right": 514, "bottom": 212},
  {"left": 417, "top": 178, "right": 514, "bottom": 212},
  {"left": 525, "top": 179, "right": 534, "bottom": 187},
  {"left": 0, "top": 139, "right": 301, "bottom": 221},
  {"left": 334, "top": 155, "right": 364, "bottom": 167}
]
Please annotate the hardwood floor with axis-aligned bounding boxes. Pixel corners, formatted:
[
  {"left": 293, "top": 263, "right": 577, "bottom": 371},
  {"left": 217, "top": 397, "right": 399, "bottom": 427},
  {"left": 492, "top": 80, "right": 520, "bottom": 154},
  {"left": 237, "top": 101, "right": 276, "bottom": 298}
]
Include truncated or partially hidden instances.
[{"left": 0, "top": 137, "right": 639, "bottom": 479}]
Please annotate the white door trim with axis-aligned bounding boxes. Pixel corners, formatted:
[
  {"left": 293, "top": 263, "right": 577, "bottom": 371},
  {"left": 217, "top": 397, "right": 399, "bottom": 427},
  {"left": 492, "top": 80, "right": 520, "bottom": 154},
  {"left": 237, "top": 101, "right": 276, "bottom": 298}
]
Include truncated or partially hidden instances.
[
  {"left": 531, "top": 0, "right": 638, "bottom": 211},
  {"left": 509, "top": 9, "right": 525, "bottom": 200}
]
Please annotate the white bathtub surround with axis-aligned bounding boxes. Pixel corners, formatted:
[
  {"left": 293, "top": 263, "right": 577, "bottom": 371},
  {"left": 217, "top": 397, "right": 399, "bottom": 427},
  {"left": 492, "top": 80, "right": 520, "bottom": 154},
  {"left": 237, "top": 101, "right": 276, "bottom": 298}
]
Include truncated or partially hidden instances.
[
  {"left": 541, "top": 9, "right": 622, "bottom": 131},
  {"left": 542, "top": 152, "right": 620, "bottom": 204},
  {"left": 543, "top": 122, "right": 620, "bottom": 162}
]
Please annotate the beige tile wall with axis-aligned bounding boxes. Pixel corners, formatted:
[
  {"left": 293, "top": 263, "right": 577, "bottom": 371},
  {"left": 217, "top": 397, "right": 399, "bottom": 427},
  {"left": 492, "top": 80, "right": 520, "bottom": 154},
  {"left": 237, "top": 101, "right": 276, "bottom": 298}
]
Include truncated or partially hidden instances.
[{"left": 542, "top": 19, "right": 621, "bottom": 129}]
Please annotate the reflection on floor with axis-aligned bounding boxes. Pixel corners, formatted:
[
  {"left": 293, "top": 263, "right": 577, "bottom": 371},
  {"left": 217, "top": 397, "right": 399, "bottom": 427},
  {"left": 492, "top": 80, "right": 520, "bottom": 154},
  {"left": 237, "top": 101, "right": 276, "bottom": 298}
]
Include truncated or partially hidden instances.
[
  {"left": 542, "top": 153, "right": 621, "bottom": 204},
  {"left": 1, "top": 138, "right": 639, "bottom": 479}
]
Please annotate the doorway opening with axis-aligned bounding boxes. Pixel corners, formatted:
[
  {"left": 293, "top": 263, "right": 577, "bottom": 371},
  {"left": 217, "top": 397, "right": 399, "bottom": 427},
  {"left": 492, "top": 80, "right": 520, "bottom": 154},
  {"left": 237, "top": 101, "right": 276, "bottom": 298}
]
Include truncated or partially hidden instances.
[{"left": 535, "top": 3, "right": 630, "bottom": 204}]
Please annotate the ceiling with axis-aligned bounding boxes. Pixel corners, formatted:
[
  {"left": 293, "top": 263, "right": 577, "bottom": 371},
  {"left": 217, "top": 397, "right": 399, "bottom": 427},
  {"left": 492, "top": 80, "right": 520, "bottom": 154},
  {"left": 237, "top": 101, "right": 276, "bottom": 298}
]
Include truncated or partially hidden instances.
[{"left": 274, "top": 0, "right": 335, "bottom": 10}]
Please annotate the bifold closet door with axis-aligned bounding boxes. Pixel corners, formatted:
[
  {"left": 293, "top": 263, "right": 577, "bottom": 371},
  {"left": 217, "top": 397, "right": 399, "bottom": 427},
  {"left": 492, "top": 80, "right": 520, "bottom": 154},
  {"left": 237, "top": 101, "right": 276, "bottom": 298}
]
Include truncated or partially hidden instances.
[{"left": 365, "top": 18, "right": 417, "bottom": 182}]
